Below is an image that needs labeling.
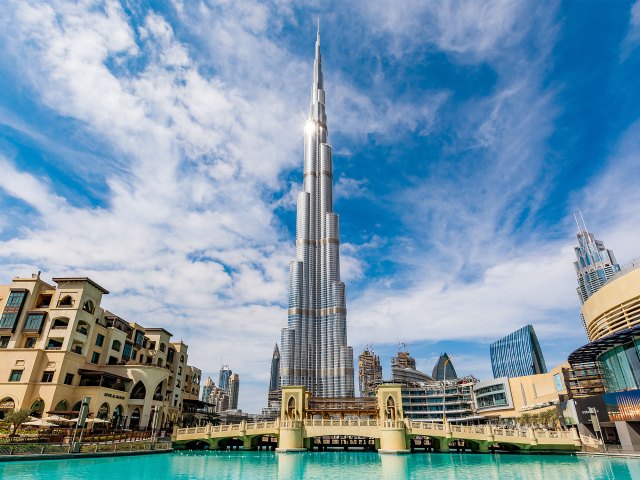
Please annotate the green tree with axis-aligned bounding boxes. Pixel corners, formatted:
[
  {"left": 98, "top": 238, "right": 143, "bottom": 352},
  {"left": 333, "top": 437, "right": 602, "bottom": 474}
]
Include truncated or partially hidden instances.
[
  {"left": 4, "top": 409, "right": 31, "bottom": 437},
  {"left": 518, "top": 413, "right": 532, "bottom": 427}
]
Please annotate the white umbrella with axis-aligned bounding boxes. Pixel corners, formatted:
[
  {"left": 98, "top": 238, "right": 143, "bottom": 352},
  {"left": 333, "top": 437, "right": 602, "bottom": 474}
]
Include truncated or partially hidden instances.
[
  {"left": 45, "top": 415, "right": 75, "bottom": 423},
  {"left": 22, "top": 419, "right": 59, "bottom": 427},
  {"left": 70, "top": 417, "right": 109, "bottom": 424}
]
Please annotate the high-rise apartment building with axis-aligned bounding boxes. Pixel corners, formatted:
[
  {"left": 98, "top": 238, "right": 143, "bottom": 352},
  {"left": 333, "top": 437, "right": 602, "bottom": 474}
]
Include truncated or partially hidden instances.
[
  {"left": 432, "top": 353, "right": 458, "bottom": 381},
  {"left": 490, "top": 325, "right": 547, "bottom": 379},
  {"left": 202, "top": 376, "right": 214, "bottom": 403},
  {"left": 229, "top": 373, "right": 240, "bottom": 410},
  {"left": 218, "top": 365, "right": 232, "bottom": 393},
  {"left": 573, "top": 216, "right": 621, "bottom": 305},
  {"left": 280, "top": 28, "right": 355, "bottom": 398},
  {"left": 267, "top": 343, "right": 281, "bottom": 407},
  {"left": 358, "top": 348, "right": 382, "bottom": 397}
]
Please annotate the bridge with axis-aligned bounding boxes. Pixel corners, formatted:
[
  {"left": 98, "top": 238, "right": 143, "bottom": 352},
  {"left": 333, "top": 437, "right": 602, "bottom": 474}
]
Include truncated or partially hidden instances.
[{"left": 173, "top": 385, "right": 582, "bottom": 453}]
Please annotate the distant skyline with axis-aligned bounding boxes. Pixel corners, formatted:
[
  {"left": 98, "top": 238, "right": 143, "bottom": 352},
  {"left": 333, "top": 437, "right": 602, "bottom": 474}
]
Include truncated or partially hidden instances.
[{"left": 1, "top": 1, "right": 640, "bottom": 413}]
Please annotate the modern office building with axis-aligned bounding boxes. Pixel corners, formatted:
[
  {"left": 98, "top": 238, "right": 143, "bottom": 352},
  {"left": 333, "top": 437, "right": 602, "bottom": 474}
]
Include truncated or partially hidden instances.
[
  {"left": 267, "top": 343, "right": 281, "bottom": 407},
  {"left": 229, "top": 373, "right": 240, "bottom": 410},
  {"left": 400, "top": 376, "right": 478, "bottom": 423},
  {"left": 0, "top": 273, "right": 200, "bottom": 430},
  {"left": 573, "top": 217, "right": 621, "bottom": 305},
  {"left": 432, "top": 353, "right": 458, "bottom": 381},
  {"left": 391, "top": 349, "right": 433, "bottom": 385},
  {"left": 280, "top": 28, "right": 355, "bottom": 398},
  {"left": 358, "top": 347, "right": 383, "bottom": 397},
  {"left": 490, "top": 325, "right": 547, "bottom": 379}
]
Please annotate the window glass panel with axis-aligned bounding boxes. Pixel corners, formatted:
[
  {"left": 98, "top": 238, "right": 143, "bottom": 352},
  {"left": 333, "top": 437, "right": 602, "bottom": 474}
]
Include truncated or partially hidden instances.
[
  {"left": 23, "top": 313, "right": 45, "bottom": 332},
  {"left": 9, "top": 370, "right": 22, "bottom": 382}
]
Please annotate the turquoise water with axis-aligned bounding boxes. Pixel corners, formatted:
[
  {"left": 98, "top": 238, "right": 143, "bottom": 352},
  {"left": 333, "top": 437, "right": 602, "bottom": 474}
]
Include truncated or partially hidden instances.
[{"left": 1, "top": 451, "right": 639, "bottom": 479}]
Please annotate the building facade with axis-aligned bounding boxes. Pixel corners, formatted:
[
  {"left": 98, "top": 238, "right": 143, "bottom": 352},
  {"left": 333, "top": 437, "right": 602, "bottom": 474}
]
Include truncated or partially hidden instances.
[
  {"left": 201, "top": 376, "right": 214, "bottom": 403},
  {"left": 574, "top": 222, "right": 621, "bottom": 305},
  {"left": 358, "top": 348, "right": 382, "bottom": 397},
  {"left": 391, "top": 349, "right": 433, "bottom": 385},
  {"left": 280, "top": 29, "right": 355, "bottom": 398},
  {"left": 474, "top": 364, "right": 568, "bottom": 424},
  {"left": 490, "top": 325, "right": 547, "bottom": 379},
  {"left": 267, "top": 343, "right": 281, "bottom": 407},
  {"left": 432, "top": 353, "right": 458, "bottom": 381},
  {"left": 400, "top": 377, "right": 478, "bottom": 423},
  {"left": 0, "top": 274, "right": 200, "bottom": 430},
  {"left": 218, "top": 365, "right": 232, "bottom": 393},
  {"left": 229, "top": 373, "right": 240, "bottom": 410}
]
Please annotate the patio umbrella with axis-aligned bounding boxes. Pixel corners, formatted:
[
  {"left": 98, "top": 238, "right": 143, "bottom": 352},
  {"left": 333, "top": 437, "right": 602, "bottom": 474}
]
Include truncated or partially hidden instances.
[
  {"left": 87, "top": 418, "right": 110, "bottom": 424},
  {"left": 45, "top": 415, "right": 75, "bottom": 423},
  {"left": 22, "top": 419, "right": 59, "bottom": 427}
]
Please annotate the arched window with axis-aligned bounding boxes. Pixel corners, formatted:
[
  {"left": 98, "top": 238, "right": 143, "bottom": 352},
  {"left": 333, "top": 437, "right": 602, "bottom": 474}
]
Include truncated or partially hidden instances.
[
  {"left": 111, "top": 340, "right": 121, "bottom": 352},
  {"left": 82, "top": 300, "right": 95, "bottom": 314},
  {"left": 130, "top": 408, "right": 141, "bottom": 429},
  {"left": 51, "top": 317, "right": 69, "bottom": 329},
  {"left": 97, "top": 402, "right": 110, "bottom": 420},
  {"left": 54, "top": 400, "right": 67, "bottom": 411},
  {"left": 76, "top": 320, "right": 90, "bottom": 336},
  {"left": 71, "top": 401, "right": 82, "bottom": 412},
  {"left": 130, "top": 381, "right": 147, "bottom": 400},
  {"left": 180, "top": 355, "right": 184, "bottom": 363},
  {"left": 287, "top": 396, "right": 296, "bottom": 419},
  {"left": 0, "top": 397, "right": 16, "bottom": 420},
  {"left": 30, "top": 399, "right": 45, "bottom": 418},
  {"left": 112, "top": 405, "right": 124, "bottom": 428},
  {"left": 153, "top": 381, "right": 164, "bottom": 401},
  {"left": 159, "top": 343, "right": 166, "bottom": 353},
  {"left": 58, "top": 295, "right": 73, "bottom": 307},
  {"left": 385, "top": 396, "right": 396, "bottom": 421}
]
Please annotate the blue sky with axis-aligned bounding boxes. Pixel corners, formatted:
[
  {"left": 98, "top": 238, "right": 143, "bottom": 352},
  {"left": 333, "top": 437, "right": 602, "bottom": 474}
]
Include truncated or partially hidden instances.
[{"left": 1, "top": 1, "right": 640, "bottom": 413}]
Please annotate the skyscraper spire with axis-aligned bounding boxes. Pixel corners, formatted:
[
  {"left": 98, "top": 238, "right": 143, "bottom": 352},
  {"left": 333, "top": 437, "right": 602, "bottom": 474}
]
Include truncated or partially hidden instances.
[{"left": 281, "top": 27, "right": 355, "bottom": 398}]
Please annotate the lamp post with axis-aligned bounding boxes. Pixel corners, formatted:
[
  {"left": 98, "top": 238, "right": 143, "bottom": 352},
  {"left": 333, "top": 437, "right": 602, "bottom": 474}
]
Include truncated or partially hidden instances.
[{"left": 442, "top": 357, "right": 451, "bottom": 424}]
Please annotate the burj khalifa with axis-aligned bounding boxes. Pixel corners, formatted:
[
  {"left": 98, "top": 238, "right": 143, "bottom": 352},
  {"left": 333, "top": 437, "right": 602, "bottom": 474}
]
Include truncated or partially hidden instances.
[{"left": 280, "top": 28, "right": 355, "bottom": 398}]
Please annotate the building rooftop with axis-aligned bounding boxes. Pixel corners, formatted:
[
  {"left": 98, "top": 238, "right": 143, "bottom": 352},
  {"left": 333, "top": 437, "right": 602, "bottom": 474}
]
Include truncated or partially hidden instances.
[{"left": 52, "top": 277, "right": 109, "bottom": 294}]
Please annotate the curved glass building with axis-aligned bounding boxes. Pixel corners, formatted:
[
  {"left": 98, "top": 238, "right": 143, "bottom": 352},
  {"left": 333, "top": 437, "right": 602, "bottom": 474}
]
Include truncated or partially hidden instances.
[
  {"left": 432, "top": 353, "right": 458, "bottom": 381},
  {"left": 280, "top": 29, "right": 355, "bottom": 397},
  {"left": 490, "top": 325, "right": 547, "bottom": 379}
]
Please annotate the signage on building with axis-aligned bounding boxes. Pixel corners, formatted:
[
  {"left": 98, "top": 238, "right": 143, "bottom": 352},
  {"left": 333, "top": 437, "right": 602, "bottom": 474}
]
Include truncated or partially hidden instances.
[{"left": 104, "top": 392, "right": 126, "bottom": 400}]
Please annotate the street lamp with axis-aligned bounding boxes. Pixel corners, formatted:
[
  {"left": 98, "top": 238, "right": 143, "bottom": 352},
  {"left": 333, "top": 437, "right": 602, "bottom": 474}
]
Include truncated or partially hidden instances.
[{"left": 442, "top": 356, "right": 451, "bottom": 424}]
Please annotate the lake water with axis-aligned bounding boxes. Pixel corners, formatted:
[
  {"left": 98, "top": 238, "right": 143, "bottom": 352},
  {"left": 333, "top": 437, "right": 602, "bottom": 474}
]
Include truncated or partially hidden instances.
[{"left": 1, "top": 450, "right": 639, "bottom": 479}]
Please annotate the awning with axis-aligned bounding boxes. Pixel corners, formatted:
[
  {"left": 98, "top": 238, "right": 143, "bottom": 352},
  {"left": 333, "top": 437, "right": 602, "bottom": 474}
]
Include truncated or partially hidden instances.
[{"left": 568, "top": 324, "right": 640, "bottom": 364}]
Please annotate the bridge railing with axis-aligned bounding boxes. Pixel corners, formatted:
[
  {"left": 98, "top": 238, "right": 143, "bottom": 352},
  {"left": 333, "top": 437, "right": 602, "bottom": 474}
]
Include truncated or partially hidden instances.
[{"left": 303, "top": 419, "right": 378, "bottom": 428}]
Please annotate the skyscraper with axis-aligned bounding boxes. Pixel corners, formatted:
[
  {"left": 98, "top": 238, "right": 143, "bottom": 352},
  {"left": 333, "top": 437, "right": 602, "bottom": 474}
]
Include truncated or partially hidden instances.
[
  {"left": 219, "top": 365, "right": 232, "bottom": 393},
  {"left": 358, "top": 347, "right": 382, "bottom": 397},
  {"left": 280, "top": 27, "right": 355, "bottom": 398},
  {"left": 490, "top": 325, "right": 547, "bottom": 379},
  {"left": 267, "top": 344, "right": 281, "bottom": 406},
  {"left": 202, "top": 376, "right": 214, "bottom": 403},
  {"left": 229, "top": 373, "right": 240, "bottom": 410},
  {"left": 432, "top": 353, "right": 458, "bottom": 381},
  {"left": 573, "top": 214, "right": 621, "bottom": 304}
]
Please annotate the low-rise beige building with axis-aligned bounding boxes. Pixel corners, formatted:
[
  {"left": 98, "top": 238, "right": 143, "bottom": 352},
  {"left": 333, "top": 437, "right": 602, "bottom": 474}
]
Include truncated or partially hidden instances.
[
  {"left": 0, "top": 273, "right": 201, "bottom": 430},
  {"left": 474, "top": 363, "right": 569, "bottom": 423}
]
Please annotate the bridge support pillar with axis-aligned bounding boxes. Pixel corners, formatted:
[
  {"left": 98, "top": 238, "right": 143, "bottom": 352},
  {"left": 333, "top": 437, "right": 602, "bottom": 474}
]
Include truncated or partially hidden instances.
[
  {"left": 379, "top": 424, "right": 410, "bottom": 454},
  {"left": 276, "top": 423, "right": 306, "bottom": 453},
  {"left": 470, "top": 441, "right": 491, "bottom": 453},
  {"left": 431, "top": 437, "right": 450, "bottom": 453},
  {"left": 207, "top": 438, "right": 220, "bottom": 450},
  {"left": 243, "top": 437, "right": 256, "bottom": 450}
]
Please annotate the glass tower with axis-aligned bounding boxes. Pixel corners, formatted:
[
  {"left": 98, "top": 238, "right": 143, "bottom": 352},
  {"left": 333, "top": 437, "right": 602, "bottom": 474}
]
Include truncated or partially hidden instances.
[
  {"left": 432, "top": 353, "right": 458, "bottom": 381},
  {"left": 281, "top": 28, "right": 355, "bottom": 398},
  {"left": 490, "top": 325, "right": 547, "bottom": 378},
  {"left": 573, "top": 221, "right": 620, "bottom": 305}
]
